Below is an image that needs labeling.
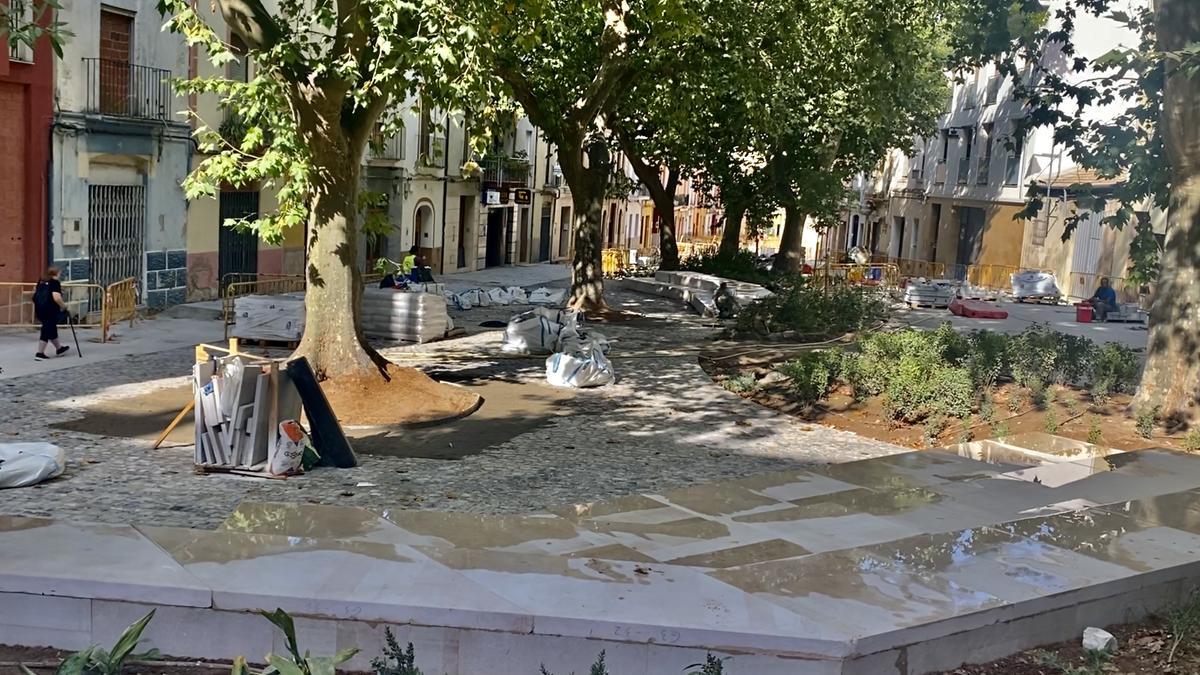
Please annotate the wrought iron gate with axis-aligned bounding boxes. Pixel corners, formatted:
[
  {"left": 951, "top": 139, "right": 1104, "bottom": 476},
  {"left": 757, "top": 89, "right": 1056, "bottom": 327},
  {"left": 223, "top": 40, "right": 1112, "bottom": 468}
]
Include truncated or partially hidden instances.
[
  {"left": 89, "top": 184, "right": 146, "bottom": 304},
  {"left": 218, "top": 190, "right": 260, "bottom": 289}
]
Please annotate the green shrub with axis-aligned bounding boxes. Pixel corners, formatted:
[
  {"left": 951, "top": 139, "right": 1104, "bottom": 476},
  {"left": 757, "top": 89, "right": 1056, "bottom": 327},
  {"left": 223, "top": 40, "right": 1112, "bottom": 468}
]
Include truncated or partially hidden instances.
[
  {"left": 374, "top": 629, "right": 421, "bottom": 675},
  {"left": 1065, "top": 395, "right": 1080, "bottom": 416},
  {"left": 1087, "top": 417, "right": 1103, "bottom": 445},
  {"left": 1184, "top": 428, "right": 1200, "bottom": 453},
  {"left": 777, "top": 350, "right": 841, "bottom": 407},
  {"left": 20, "top": 611, "right": 159, "bottom": 675},
  {"left": 681, "top": 249, "right": 771, "bottom": 286},
  {"left": 1135, "top": 405, "right": 1159, "bottom": 439},
  {"left": 923, "top": 414, "right": 950, "bottom": 446},
  {"left": 722, "top": 372, "right": 759, "bottom": 394},
  {"left": 736, "top": 278, "right": 888, "bottom": 337},
  {"left": 542, "top": 652, "right": 610, "bottom": 675},
  {"left": 979, "top": 398, "right": 997, "bottom": 423},
  {"left": 965, "top": 330, "right": 1011, "bottom": 390},
  {"left": 1010, "top": 324, "right": 1096, "bottom": 390},
  {"left": 686, "top": 654, "right": 728, "bottom": 675},
  {"left": 1089, "top": 343, "right": 1141, "bottom": 403},
  {"left": 992, "top": 420, "right": 1010, "bottom": 437},
  {"left": 882, "top": 357, "right": 973, "bottom": 423},
  {"left": 1006, "top": 392, "right": 1024, "bottom": 413},
  {"left": 1044, "top": 409, "right": 1060, "bottom": 433}
]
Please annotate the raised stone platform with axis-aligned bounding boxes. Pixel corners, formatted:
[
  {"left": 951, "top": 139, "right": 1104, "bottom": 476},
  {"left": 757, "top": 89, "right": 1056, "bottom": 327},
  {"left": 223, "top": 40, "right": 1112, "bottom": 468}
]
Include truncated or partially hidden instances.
[
  {"left": 625, "top": 271, "right": 772, "bottom": 317},
  {"left": 5, "top": 433, "right": 1200, "bottom": 674}
]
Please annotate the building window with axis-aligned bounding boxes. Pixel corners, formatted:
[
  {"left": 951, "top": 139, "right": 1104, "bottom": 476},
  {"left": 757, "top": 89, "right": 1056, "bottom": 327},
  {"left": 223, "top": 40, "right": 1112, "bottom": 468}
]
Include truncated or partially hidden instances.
[
  {"left": 977, "top": 123, "right": 993, "bottom": 185},
  {"left": 6, "top": 0, "right": 35, "bottom": 62},
  {"left": 957, "top": 127, "right": 974, "bottom": 185},
  {"left": 1005, "top": 125, "right": 1025, "bottom": 186}
]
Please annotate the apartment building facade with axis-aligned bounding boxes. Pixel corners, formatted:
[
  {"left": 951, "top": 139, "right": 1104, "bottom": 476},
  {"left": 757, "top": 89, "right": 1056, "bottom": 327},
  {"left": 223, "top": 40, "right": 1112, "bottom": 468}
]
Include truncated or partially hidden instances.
[
  {"left": 833, "top": 3, "right": 1164, "bottom": 298},
  {"left": 49, "top": 0, "right": 192, "bottom": 307},
  {"left": 0, "top": 0, "right": 54, "bottom": 287}
]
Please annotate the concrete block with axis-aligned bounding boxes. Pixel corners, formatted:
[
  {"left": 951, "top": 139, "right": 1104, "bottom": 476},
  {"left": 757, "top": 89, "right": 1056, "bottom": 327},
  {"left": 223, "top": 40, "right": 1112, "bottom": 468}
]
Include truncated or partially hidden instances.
[
  {"left": 167, "top": 249, "right": 187, "bottom": 270},
  {"left": 146, "top": 251, "right": 167, "bottom": 271},
  {"left": 146, "top": 271, "right": 159, "bottom": 291},
  {"left": 147, "top": 290, "right": 167, "bottom": 309},
  {"left": 167, "top": 288, "right": 186, "bottom": 306}
]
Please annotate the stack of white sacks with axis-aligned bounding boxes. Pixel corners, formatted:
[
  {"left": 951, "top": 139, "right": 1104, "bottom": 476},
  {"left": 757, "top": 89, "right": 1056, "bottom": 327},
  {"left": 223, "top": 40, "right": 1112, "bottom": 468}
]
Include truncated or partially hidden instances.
[
  {"left": 501, "top": 307, "right": 614, "bottom": 388},
  {"left": 446, "top": 286, "right": 567, "bottom": 310}
]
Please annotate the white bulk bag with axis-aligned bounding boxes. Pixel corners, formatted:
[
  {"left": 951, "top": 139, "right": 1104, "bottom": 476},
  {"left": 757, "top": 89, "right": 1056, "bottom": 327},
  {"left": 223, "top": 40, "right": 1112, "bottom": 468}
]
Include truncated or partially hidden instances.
[
  {"left": 546, "top": 344, "right": 616, "bottom": 388},
  {"left": 0, "top": 442, "right": 66, "bottom": 489},
  {"left": 1011, "top": 270, "right": 1061, "bottom": 298}
]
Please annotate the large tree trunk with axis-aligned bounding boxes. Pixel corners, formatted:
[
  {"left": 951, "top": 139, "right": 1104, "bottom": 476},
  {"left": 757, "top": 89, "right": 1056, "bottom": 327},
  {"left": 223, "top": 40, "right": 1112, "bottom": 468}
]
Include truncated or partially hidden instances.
[
  {"left": 561, "top": 139, "right": 610, "bottom": 311},
  {"left": 293, "top": 99, "right": 383, "bottom": 380},
  {"left": 655, "top": 198, "right": 679, "bottom": 270},
  {"left": 718, "top": 201, "right": 746, "bottom": 258},
  {"left": 1135, "top": 0, "right": 1200, "bottom": 420},
  {"left": 772, "top": 206, "right": 806, "bottom": 274}
]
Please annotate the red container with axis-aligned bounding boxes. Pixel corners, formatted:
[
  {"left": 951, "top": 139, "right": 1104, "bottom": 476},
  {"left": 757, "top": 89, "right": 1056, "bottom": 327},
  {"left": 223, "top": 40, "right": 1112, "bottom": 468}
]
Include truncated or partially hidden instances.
[{"left": 1076, "top": 302, "right": 1093, "bottom": 323}]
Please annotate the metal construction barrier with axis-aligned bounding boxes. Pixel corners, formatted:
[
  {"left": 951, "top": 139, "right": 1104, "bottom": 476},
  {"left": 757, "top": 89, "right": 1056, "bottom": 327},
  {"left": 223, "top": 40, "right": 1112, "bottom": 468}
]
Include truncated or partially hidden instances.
[
  {"left": 601, "top": 249, "right": 627, "bottom": 277},
  {"left": 221, "top": 273, "right": 305, "bottom": 339},
  {"left": 813, "top": 263, "right": 901, "bottom": 289},
  {"left": 101, "top": 277, "right": 137, "bottom": 342},
  {"left": 885, "top": 257, "right": 946, "bottom": 279},
  {"left": 965, "top": 264, "right": 1027, "bottom": 292},
  {"left": 0, "top": 282, "right": 105, "bottom": 328}
]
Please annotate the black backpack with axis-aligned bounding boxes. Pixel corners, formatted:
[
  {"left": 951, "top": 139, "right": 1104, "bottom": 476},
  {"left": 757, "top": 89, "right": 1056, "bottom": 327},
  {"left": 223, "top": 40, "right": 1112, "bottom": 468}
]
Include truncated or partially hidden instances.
[{"left": 32, "top": 282, "right": 55, "bottom": 321}]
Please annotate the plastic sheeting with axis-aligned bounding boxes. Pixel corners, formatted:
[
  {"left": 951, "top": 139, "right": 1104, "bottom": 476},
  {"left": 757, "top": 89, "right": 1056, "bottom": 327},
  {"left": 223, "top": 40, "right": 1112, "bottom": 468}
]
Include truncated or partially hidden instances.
[
  {"left": 0, "top": 442, "right": 65, "bottom": 489},
  {"left": 501, "top": 307, "right": 579, "bottom": 354},
  {"left": 546, "top": 344, "right": 616, "bottom": 388},
  {"left": 362, "top": 288, "right": 451, "bottom": 343},
  {"left": 446, "top": 286, "right": 566, "bottom": 310},
  {"left": 232, "top": 294, "right": 305, "bottom": 341}
]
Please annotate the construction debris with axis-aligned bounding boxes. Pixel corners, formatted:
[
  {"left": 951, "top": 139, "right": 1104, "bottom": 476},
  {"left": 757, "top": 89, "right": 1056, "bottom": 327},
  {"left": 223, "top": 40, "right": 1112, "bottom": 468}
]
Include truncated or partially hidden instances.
[
  {"left": 1011, "top": 270, "right": 1062, "bottom": 302},
  {"left": 361, "top": 287, "right": 452, "bottom": 343},
  {"left": 232, "top": 294, "right": 305, "bottom": 342}
]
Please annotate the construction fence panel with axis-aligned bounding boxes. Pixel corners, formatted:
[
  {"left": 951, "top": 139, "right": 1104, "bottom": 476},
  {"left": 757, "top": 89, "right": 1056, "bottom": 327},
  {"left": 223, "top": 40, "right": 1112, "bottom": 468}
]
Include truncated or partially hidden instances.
[
  {"left": 221, "top": 273, "right": 306, "bottom": 339},
  {"left": 0, "top": 282, "right": 106, "bottom": 328},
  {"left": 102, "top": 277, "right": 137, "bottom": 342}
]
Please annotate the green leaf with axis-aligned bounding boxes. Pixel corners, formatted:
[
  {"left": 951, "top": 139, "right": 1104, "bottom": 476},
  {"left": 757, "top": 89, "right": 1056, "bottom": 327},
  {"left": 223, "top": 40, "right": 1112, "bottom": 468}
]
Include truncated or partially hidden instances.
[
  {"left": 266, "top": 654, "right": 308, "bottom": 675},
  {"left": 107, "top": 610, "right": 155, "bottom": 671},
  {"left": 260, "top": 609, "right": 302, "bottom": 663}
]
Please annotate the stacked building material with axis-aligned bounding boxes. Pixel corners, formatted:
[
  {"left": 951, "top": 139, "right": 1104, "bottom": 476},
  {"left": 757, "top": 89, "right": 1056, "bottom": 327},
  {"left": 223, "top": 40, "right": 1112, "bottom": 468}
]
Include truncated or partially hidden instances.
[
  {"left": 361, "top": 287, "right": 451, "bottom": 343},
  {"left": 232, "top": 294, "right": 305, "bottom": 342}
]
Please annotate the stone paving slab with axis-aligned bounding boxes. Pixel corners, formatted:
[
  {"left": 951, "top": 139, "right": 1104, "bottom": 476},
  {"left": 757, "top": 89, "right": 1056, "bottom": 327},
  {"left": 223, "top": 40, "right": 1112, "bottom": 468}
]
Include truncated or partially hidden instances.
[{"left": 0, "top": 286, "right": 902, "bottom": 529}]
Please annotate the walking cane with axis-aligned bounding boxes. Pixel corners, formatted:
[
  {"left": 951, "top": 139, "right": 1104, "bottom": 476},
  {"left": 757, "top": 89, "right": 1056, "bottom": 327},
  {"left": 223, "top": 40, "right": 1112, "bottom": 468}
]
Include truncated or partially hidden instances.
[{"left": 67, "top": 312, "right": 82, "bottom": 358}]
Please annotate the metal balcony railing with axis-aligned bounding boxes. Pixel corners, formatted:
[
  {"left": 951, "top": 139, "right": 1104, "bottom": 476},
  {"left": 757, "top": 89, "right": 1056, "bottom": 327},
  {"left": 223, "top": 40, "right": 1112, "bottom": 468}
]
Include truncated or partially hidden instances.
[
  {"left": 1005, "top": 152, "right": 1022, "bottom": 186},
  {"left": 369, "top": 133, "right": 404, "bottom": 161},
  {"left": 956, "top": 156, "right": 971, "bottom": 185},
  {"left": 481, "top": 154, "right": 532, "bottom": 187},
  {"left": 418, "top": 133, "right": 446, "bottom": 168},
  {"left": 83, "top": 58, "right": 172, "bottom": 121}
]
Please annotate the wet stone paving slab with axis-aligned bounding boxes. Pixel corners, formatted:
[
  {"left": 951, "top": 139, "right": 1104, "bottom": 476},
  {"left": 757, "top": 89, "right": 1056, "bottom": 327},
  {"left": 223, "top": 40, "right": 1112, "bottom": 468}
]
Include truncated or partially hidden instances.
[{"left": 0, "top": 286, "right": 903, "bottom": 529}]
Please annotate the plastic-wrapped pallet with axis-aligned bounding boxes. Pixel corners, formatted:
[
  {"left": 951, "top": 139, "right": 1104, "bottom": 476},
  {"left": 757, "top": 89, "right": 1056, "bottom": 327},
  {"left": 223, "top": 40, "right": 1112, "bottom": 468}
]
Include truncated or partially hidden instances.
[
  {"left": 902, "top": 281, "right": 956, "bottom": 308},
  {"left": 361, "top": 287, "right": 451, "bottom": 343},
  {"left": 1011, "top": 271, "right": 1061, "bottom": 299},
  {"left": 233, "top": 294, "right": 305, "bottom": 341}
]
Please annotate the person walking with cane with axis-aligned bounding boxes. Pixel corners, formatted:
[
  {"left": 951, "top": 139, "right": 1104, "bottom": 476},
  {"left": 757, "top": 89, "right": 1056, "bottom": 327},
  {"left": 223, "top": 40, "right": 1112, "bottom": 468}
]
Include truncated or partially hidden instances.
[{"left": 33, "top": 267, "right": 71, "bottom": 360}]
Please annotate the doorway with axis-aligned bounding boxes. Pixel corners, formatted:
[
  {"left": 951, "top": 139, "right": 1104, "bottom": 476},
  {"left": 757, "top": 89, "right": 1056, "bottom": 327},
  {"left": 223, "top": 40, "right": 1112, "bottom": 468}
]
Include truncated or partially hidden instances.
[
  {"left": 217, "top": 190, "right": 260, "bottom": 290},
  {"left": 485, "top": 208, "right": 508, "bottom": 268},
  {"left": 891, "top": 216, "right": 906, "bottom": 258},
  {"left": 458, "top": 196, "right": 472, "bottom": 269},
  {"left": 559, "top": 206, "right": 571, "bottom": 258},
  {"left": 955, "top": 206, "right": 986, "bottom": 267},
  {"left": 538, "top": 203, "right": 552, "bottom": 262}
]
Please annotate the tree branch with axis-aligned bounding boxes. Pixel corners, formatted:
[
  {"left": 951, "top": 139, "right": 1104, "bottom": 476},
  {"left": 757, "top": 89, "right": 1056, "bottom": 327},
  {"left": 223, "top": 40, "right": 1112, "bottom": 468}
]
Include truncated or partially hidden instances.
[
  {"left": 215, "top": 0, "right": 284, "bottom": 53},
  {"left": 613, "top": 123, "right": 672, "bottom": 206}
]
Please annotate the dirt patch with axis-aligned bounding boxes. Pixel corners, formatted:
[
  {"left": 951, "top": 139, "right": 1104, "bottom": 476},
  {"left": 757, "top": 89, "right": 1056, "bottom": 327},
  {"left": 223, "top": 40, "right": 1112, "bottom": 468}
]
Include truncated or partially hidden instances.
[
  {"left": 317, "top": 362, "right": 480, "bottom": 426},
  {"left": 702, "top": 356, "right": 1189, "bottom": 452},
  {"left": 50, "top": 384, "right": 194, "bottom": 445},
  {"left": 52, "top": 363, "right": 483, "bottom": 444},
  {"left": 939, "top": 616, "right": 1200, "bottom": 674},
  {"left": 348, "top": 376, "right": 572, "bottom": 459}
]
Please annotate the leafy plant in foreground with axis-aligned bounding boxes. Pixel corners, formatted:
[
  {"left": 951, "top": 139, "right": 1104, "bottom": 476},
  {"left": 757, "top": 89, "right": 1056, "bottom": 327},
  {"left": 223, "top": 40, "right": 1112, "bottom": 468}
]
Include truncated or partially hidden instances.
[
  {"left": 1135, "top": 405, "right": 1160, "bottom": 440},
  {"left": 258, "top": 609, "right": 358, "bottom": 675},
  {"left": 686, "top": 653, "right": 727, "bottom": 675},
  {"left": 372, "top": 628, "right": 420, "bottom": 675},
  {"left": 540, "top": 650, "right": 609, "bottom": 675},
  {"left": 20, "top": 611, "right": 158, "bottom": 675},
  {"left": 1184, "top": 428, "right": 1200, "bottom": 453}
]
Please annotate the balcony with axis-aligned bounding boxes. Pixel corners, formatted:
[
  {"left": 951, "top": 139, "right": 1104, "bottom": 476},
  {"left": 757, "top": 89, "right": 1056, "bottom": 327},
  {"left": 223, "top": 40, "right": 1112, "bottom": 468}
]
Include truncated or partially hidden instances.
[
  {"left": 909, "top": 166, "right": 923, "bottom": 182},
  {"left": 369, "top": 132, "right": 404, "bottom": 161},
  {"left": 933, "top": 159, "right": 947, "bottom": 185},
  {"left": 1005, "top": 152, "right": 1022, "bottom": 186},
  {"left": 548, "top": 164, "right": 566, "bottom": 188},
  {"left": 83, "top": 58, "right": 172, "bottom": 121},
  {"left": 481, "top": 153, "right": 532, "bottom": 187}
]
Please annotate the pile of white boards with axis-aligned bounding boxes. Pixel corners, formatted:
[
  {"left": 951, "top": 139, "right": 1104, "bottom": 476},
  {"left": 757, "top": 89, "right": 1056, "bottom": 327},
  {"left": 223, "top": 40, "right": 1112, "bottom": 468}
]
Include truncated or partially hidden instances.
[
  {"left": 361, "top": 287, "right": 451, "bottom": 343},
  {"left": 193, "top": 355, "right": 302, "bottom": 471},
  {"left": 232, "top": 294, "right": 305, "bottom": 342}
]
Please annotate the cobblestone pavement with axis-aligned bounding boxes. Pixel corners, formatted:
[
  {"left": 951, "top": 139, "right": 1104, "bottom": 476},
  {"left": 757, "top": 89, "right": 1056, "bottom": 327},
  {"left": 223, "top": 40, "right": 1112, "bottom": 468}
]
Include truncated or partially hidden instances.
[{"left": 0, "top": 281, "right": 904, "bottom": 528}]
